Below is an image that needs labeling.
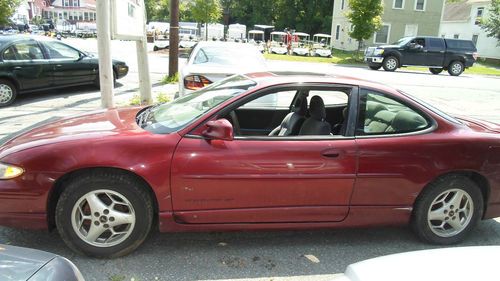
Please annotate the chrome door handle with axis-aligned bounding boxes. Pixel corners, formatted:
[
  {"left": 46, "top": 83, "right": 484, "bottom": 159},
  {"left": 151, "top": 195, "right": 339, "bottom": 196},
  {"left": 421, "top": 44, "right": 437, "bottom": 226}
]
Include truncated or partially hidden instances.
[{"left": 13, "top": 66, "right": 22, "bottom": 70}]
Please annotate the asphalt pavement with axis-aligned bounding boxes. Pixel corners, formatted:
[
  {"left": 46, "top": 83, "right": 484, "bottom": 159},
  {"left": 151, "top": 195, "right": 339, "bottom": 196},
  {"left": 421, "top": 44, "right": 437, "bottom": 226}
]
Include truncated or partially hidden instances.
[{"left": 0, "top": 38, "right": 499, "bottom": 281}]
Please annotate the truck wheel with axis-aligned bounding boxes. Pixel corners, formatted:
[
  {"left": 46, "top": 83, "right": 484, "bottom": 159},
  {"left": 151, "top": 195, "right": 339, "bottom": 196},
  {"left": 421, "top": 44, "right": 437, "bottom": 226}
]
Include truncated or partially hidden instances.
[
  {"left": 0, "top": 79, "right": 17, "bottom": 107},
  {"left": 382, "top": 56, "right": 398, "bottom": 72},
  {"left": 369, "top": 65, "right": 382, "bottom": 70},
  {"left": 429, "top": 68, "right": 443, "bottom": 75},
  {"left": 153, "top": 46, "right": 159, "bottom": 52},
  {"left": 448, "top": 61, "right": 464, "bottom": 76},
  {"left": 411, "top": 175, "right": 483, "bottom": 245}
]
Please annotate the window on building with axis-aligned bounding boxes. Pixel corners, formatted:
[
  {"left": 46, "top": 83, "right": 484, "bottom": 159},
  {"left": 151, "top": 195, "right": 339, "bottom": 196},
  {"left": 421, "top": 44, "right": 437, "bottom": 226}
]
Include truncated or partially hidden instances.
[
  {"left": 335, "top": 25, "right": 340, "bottom": 40},
  {"left": 341, "top": 0, "right": 345, "bottom": 10},
  {"left": 477, "top": 7, "right": 484, "bottom": 17},
  {"left": 374, "top": 24, "right": 390, "bottom": 44},
  {"left": 84, "top": 12, "right": 89, "bottom": 21},
  {"left": 415, "top": 0, "right": 425, "bottom": 11},
  {"left": 454, "top": 34, "right": 459, "bottom": 39},
  {"left": 472, "top": 34, "right": 479, "bottom": 46},
  {"left": 63, "top": 11, "right": 68, "bottom": 19},
  {"left": 64, "top": 0, "right": 69, "bottom": 7},
  {"left": 393, "top": 0, "right": 404, "bottom": 9}
]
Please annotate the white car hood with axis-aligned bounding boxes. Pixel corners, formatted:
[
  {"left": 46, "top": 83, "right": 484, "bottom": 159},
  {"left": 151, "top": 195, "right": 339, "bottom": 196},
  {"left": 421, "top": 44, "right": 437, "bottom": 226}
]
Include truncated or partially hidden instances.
[
  {"left": 185, "top": 61, "right": 267, "bottom": 76},
  {"left": 338, "top": 246, "right": 500, "bottom": 281}
]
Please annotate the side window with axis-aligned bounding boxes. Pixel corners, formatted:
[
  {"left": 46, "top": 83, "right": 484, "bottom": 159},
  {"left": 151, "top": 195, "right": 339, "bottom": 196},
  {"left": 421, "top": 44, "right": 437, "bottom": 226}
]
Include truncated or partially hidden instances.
[
  {"left": 44, "top": 41, "right": 80, "bottom": 60},
  {"left": 308, "top": 90, "right": 347, "bottom": 107},
  {"left": 357, "top": 90, "right": 429, "bottom": 135},
  {"left": 3, "top": 42, "right": 44, "bottom": 61},
  {"left": 242, "top": 90, "right": 296, "bottom": 109}
]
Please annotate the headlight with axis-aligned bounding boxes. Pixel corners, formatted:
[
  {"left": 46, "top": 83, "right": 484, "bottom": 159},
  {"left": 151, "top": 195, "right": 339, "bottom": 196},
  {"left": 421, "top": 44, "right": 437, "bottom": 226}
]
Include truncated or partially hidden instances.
[
  {"left": 374, "top": 49, "right": 385, "bottom": 56},
  {"left": 0, "top": 163, "right": 24, "bottom": 180}
]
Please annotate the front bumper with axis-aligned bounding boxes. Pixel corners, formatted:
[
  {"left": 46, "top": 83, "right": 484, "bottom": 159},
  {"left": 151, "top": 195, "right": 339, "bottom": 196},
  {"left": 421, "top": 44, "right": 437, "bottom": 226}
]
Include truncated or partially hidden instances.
[
  {"left": 315, "top": 49, "right": 332, "bottom": 57},
  {"left": 293, "top": 48, "right": 309, "bottom": 56},
  {"left": 271, "top": 47, "right": 288, "bottom": 55},
  {"left": 364, "top": 56, "right": 384, "bottom": 64}
]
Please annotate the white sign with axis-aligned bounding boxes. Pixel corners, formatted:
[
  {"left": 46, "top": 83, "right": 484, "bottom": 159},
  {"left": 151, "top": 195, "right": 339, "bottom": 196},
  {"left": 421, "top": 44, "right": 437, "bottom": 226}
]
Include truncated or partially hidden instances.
[{"left": 110, "top": 0, "right": 146, "bottom": 40}]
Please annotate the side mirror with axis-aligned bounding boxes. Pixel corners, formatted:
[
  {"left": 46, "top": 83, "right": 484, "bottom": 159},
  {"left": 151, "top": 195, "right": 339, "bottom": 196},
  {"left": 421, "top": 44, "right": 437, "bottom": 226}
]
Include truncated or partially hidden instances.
[
  {"left": 202, "top": 119, "right": 234, "bottom": 141},
  {"left": 179, "top": 53, "right": 189, "bottom": 59}
]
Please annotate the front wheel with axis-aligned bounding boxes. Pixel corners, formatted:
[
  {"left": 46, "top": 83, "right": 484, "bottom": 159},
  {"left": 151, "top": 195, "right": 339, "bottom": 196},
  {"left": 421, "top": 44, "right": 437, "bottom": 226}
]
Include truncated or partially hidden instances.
[
  {"left": 448, "top": 61, "right": 465, "bottom": 76},
  {"left": 0, "top": 79, "right": 18, "bottom": 107},
  {"left": 429, "top": 68, "right": 443, "bottom": 75},
  {"left": 382, "top": 56, "right": 398, "bottom": 71},
  {"left": 55, "top": 171, "right": 154, "bottom": 258},
  {"left": 411, "top": 175, "right": 483, "bottom": 245}
]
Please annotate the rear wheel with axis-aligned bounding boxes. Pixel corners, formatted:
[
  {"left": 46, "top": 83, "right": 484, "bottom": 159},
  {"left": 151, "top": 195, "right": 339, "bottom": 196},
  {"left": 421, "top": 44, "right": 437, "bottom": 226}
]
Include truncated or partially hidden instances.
[
  {"left": 0, "top": 79, "right": 17, "bottom": 107},
  {"left": 411, "top": 175, "right": 483, "bottom": 245},
  {"left": 429, "top": 68, "right": 443, "bottom": 75},
  {"left": 153, "top": 45, "right": 159, "bottom": 51},
  {"left": 369, "top": 65, "right": 382, "bottom": 70},
  {"left": 448, "top": 61, "right": 465, "bottom": 76},
  {"left": 55, "top": 171, "right": 154, "bottom": 258},
  {"left": 382, "top": 56, "right": 398, "bottom": 71}
]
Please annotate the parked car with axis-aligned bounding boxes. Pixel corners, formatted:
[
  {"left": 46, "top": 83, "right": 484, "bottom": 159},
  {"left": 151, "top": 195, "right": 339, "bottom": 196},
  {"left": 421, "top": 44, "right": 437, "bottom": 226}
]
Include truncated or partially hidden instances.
[
  {"left": 364, "top": 36, "right": 478, "bottom": 76},
  {"left": 0, "top": 72, "right": 499, "bottom": 258},
  {"left": 336, "top": 246, "right": 500, "bottom": 281},
  {"left": 0, "top": 244, "right": 84, "bottom": 280},
  {"left": 179, "top": 41, "right": 267, "bottom": 97},
  {"left": 0, "top": 35, "right": 129, "bottom": 107}
]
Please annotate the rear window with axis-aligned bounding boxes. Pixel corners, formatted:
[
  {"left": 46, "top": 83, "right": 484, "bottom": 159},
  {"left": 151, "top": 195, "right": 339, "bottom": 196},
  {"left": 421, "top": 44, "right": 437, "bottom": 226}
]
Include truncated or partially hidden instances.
[{"left": 445, "top": 39, "right": 476, "bottom": 50}]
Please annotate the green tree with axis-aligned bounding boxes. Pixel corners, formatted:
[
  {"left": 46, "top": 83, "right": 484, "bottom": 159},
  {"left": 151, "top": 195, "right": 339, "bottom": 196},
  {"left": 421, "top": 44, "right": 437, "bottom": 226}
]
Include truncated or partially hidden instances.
[
  {"left": 0, "top": 0, "right": 21, "bottom": 25},
  {"left": 345, "top": 0, "right": 384, "bottom": 52},
  {"left": 144, "top": 0, "right": 170, "bottom": 22},
  {"left": 481, "top": 0, "right": 500, "bottom": 45},
  {"left": 31, "top": 15, "right": 44, "bottom": 26},
  {"left": 191, "top": 0, "right": 222, "bottom": 40},
  {"left": 274, "top": 0, "right": 333, "bottom": 35}
]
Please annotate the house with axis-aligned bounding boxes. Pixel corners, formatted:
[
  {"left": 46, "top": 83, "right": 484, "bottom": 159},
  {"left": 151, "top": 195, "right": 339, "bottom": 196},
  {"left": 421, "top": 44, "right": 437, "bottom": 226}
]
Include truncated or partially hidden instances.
[
  {"left": 440, "top": 0, "right": 500, "bottom": 60},
  {"left": 41, "top": 0, "right": 97, "bottom": 23},
  {"left": 331, "top": 0, "right": 445, "bottom": 50}
]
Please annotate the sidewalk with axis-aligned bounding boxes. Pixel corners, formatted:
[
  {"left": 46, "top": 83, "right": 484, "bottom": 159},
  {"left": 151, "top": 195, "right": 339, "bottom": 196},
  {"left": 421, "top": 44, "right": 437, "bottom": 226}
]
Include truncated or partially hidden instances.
[{"left": 0, "top": 83, "right": 178, "bottom": 138}]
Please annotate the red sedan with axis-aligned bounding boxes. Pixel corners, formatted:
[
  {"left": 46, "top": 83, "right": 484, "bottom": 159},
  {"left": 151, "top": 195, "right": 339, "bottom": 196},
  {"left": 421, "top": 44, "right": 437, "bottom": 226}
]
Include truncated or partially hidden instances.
[{"left": 0, "top": 72, "right": 499, "bottom": 258}]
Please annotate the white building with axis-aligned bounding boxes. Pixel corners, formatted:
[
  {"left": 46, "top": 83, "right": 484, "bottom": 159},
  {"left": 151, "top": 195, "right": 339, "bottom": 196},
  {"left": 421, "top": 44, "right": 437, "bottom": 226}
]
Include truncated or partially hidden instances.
[
  {"left": 440, "top": 0, "right": 500, "bottom": 59},
  {"left": 11, "top": 1, "right": 31, "bottom": 24},
  {"left": 42, "top": 0, "right": 97, "bottom": 23}
]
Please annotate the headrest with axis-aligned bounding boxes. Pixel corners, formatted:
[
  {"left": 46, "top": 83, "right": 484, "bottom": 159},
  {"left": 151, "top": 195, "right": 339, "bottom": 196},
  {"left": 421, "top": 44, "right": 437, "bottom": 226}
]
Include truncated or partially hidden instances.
[
  {"left": 391, "top": 110, "right": 428, "bottom": 132},
  {"left": 366, "top": 101, "right": 387, "bottom": 118},
  {"left": 309, "top": 95, "right": 326, "bottom": 121},
  {"left": 292, "top": 96, "right": 307, "bottom": 115}
]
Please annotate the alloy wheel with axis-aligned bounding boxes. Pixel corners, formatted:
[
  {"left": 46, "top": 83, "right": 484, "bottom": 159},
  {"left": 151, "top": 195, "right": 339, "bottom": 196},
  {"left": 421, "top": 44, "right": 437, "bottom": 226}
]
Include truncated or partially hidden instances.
[
  {"left": 451, "top": 63, "right": 463, "bottom": 75},
  {"left": 71, "top": 189, "right": 136, "bottom": 247},
  {"left": 427, "top": 188, "right": 473, "bottom": 238},
  {"left": 0, "top": 84, "right": 13, "bottom": 104}
]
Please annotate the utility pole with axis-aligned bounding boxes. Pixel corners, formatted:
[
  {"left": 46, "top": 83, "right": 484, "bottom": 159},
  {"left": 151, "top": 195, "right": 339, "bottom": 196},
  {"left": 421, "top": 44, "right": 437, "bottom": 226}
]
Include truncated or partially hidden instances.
[
  {"left": 169, "top": 0, "right": 179, "bottom": 78},
  {"left": 96, "top": 0, "right": 114, "bottom": 108}
]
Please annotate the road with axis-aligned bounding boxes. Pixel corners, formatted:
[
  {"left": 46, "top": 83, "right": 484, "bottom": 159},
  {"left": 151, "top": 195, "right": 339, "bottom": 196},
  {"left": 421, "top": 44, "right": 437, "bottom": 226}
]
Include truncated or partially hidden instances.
[{"left": 0, "top": 39, "right": 499, "bottom": 281}]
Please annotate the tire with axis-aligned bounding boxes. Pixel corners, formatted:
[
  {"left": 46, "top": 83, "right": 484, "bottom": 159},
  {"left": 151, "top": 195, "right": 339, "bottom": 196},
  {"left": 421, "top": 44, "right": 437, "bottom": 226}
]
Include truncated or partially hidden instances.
[
  {"left": 369, "top": 65, "right": 382, "bottom": 70},
  {"left": 429, "top": 68, "right": 443, "bottom": 75},
  {"left": 448, "top": 61, "right": 465, "bottom": 76},
  {"left": 0, "top": 79, "right": 18, "bottom": 107},
  {"left": 382, "top": 56, "right": 399, "bottom": 71},
  {"left": 55, "top": 171, "right": 154, "bottom": 258},
  {"left": 153, "top": 45, "right": 159, "bottom": 52},
  {"left": 411, "top": 175, "right": 483, "bottom": 245}
]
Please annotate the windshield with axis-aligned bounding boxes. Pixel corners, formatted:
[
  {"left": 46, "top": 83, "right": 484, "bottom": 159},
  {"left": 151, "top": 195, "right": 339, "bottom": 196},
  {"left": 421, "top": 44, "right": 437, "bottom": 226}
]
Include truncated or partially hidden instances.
[
  {"left": 193, "top": 46, "right": 264, "bottom": 66},
  {"left": 392, "top": 37, "right": 413, "bottom": 46},
  {"left": 140, "top": 75, "right": 257, "bottom": 134}
]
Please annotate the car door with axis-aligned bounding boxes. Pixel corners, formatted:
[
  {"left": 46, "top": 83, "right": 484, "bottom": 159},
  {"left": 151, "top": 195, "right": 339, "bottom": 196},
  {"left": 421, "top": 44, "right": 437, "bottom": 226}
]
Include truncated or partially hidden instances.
[
  {"left": 401, "top": 37, "right": 426, "bottom": 66},
  {"left": 170, "top": 85, "right": 358, "bottom": 224},
  {"left": 424, "top": 38, "right": 446, "bottom": 67},
  {"left": 1, "top": 39, "right": 52, "bottom": 91},
  {"left": 352, "top": 88, "right": 436, "bottom": 207},
  {"left": 42, "top": 40, "right": 97, "bottom": 87}
]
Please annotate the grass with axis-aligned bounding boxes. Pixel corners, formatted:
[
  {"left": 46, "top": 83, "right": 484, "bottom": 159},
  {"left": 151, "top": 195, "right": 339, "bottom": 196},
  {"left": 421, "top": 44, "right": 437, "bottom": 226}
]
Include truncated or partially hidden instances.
[
  {"left": 264, "top": 49, "right": 500, "bottom": 76},
  {"left": 129, "top": 92, "right": 172, "bottom": 106},
  {"left": 161, "top": 73, "right": 179, "bottom": 84}
]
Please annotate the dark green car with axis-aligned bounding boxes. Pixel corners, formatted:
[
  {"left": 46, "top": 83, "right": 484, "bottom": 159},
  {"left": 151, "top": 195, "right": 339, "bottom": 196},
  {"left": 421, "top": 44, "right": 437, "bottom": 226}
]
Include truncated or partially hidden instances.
[{"left": 0, "top": 35, "right": 129, "bottom": 107}]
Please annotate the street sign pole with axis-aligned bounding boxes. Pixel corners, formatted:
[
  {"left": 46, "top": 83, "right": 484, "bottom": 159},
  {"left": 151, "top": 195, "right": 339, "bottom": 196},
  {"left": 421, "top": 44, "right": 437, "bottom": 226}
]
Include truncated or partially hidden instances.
[
  {"left": 96, "top": 0, "right": 114, "bottom": 108},
  {"left": 169, "top": 0, "right": 179, "bottom": 77}
]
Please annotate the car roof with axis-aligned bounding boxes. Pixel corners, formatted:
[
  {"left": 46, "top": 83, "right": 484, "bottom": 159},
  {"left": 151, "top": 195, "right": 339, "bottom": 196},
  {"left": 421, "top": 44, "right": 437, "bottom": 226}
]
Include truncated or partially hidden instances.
[
  {"left": 244, "top": 71, "right": 395, "bottom": 92},
  {"left": 0, "top": 34, "right": 52, "bottom": 44}
]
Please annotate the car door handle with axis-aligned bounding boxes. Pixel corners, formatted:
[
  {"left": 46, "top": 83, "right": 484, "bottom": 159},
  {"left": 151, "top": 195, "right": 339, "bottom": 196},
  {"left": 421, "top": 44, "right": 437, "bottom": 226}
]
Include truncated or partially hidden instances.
[
  {"left": 322, "top": 149, "right": 341, "bottom": 158},
  {"left": 13, "top": 66, "right": 22, "bottom": 70},
  {"left": 55, "top": 64, "right": 63, "bottom": 68}
]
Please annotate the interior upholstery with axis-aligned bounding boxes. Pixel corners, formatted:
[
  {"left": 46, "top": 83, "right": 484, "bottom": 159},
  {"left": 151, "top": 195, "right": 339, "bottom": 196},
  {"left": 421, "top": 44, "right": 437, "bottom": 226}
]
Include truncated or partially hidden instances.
[
  {"left": 299, "top": 96, "right": 332, "bottom": 135},
  {"left": 332, "top": 107, "right": 348, "bottom": 135},
  {"left": 268, "top": 95, "right": 307, "bottom": 136},
  {"left": 364, "top": 101, "right": 388, "bottom": 126},
  {"left": 364, "top": 101, "right": 428, "bottom": 134}
]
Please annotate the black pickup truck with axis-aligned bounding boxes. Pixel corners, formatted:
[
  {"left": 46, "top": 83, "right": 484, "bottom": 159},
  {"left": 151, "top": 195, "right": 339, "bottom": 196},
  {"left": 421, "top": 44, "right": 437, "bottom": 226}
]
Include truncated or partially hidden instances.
[{"left": 364, "top": 36, "right": 478, "bottom": 76}]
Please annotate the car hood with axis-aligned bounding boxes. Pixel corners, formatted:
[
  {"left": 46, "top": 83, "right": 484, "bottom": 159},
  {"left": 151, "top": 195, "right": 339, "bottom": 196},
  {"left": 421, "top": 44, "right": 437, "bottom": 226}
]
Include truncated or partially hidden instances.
[
  {"left": 0, "top": 244, "right": 56, "bottom": 280},
  {"left": 337, "top": 246, "right": 500, "bottom": 281},
  {"left": 378, "top": 44, "right": 400, "bottom": 49},
  {"left": 0, "top": 107, "right": 144, "bottom": 158}
]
